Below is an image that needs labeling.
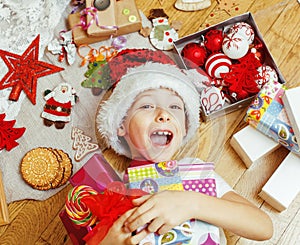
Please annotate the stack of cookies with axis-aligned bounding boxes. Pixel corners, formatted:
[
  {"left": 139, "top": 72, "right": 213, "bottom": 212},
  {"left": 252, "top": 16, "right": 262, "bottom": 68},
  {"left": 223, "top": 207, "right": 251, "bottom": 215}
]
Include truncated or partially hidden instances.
[{"left": 20, "top": 147, "right": 73, "bottom": 191}]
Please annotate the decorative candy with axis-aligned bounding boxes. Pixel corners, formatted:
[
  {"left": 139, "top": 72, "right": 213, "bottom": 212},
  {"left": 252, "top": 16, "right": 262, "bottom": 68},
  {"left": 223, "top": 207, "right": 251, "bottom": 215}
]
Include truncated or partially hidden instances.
[
  {"left": 181, "top": 42, "right": 207, "bottom": 66},
  {"left": 200, "top": 86, "right": 225, "bottom": 114},
  {"left": 205, "top": 53, "right": 232, "bottom": 78},
  {"left": 0, "top": 113, "right": 26, "bottom": 151},
  {"left": 256, "top": 65, "right": 278, "bottom": 89},
  {"left": 229, "top": 22, "right": 255, "bottom": 45},
  {"left": 204, "top": 29, "right": 224, "bottom": 53},
  {"left": 222, "top": 32, "right": 249, "bottom": 59},
  {"left": 149, "top": 17, "right": 178, "bottom": 50},
  {"left": 0, "top": 35, "right": 64, "bottom": 104},
  {"left": 65, "top": 185, "right": 98, "bottom": 227}
]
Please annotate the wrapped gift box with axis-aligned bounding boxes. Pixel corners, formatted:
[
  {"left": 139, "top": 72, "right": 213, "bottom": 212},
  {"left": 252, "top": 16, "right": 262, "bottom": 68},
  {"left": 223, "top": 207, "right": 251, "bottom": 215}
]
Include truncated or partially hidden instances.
[
  {"left": 178, "top": 162, "right": 220, "bottom": 245},
  {"left": 0, "top": 171, "right": 9, "bottom": 226},
  {"left": 245, "top": 81, "right": 300, "bottom": 155},
  {"left": 69, "top": 153, "right": 121, "bottom": 193},
  {"left": 230, "top": 125, "right": 280, "bottom": 168},
  {"left": 128, "top": 161, "right": 192, "bottom": 245},
  {"left": 128, "top": 160, "right": 184, "bottom": 193},
  {"left": 173, "top": 12, "right": 286, "bottom": 121},
  {"left": 68, "top": 0, "right": 142, "bottom": 45},
  {"left": 282, "top": 87, "right": 300, "bottom": 144},
  {"left": 259, "top": 152, "right": 300, "bottom": 212}
]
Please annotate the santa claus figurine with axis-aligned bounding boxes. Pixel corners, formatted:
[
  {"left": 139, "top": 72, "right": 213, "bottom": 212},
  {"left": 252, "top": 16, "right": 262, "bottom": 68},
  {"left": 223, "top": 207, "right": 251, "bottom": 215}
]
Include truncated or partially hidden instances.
[{"left": 41, "top": 83, "right": 78, "bottom": 129}]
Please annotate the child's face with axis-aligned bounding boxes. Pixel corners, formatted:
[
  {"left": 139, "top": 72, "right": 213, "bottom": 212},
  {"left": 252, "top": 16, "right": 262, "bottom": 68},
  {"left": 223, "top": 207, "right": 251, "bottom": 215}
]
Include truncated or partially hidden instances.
[{"left": 117, "top": 88, "right": 187, "bottom": 162}]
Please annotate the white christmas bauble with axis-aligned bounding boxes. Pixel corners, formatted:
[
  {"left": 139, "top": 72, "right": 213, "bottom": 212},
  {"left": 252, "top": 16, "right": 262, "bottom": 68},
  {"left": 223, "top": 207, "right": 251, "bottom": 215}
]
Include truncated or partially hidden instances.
[
  {"left": 256, "top": 65, "right": 278, "bottom": 88},
  {"left": 222, "top": 32, "right": 249, "bottom": 59},
  {"left": 229, "top": 22, "right": 255, "bottom": 45},
  {"left": 200, "top": 86, "right": 225, "bottom": 114},
  {"left": 205, "top": 53, "right": 232, "bottom": 78}
]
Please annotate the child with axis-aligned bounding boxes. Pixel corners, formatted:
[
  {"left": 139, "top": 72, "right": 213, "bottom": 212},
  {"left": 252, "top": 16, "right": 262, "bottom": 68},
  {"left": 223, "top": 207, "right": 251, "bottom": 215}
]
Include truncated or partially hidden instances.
[{"left": 96, "top": 59, "right": 273, "bottom": 244}]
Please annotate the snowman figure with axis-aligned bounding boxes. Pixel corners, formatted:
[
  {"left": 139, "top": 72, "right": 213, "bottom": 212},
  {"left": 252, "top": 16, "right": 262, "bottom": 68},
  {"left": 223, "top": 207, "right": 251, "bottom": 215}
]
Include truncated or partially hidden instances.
[
  {"left": 149, "top": 17, "right": 178, "bottom": 51},
  {"left": 41, "top": 83, "right": 77, "bottom": 129}
]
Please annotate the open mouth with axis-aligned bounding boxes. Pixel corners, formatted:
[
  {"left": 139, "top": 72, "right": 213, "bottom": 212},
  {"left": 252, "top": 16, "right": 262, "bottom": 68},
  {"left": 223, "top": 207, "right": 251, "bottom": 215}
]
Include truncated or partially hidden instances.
[{"left": 150, "top": 130, "right": 173, "bottom": 146}]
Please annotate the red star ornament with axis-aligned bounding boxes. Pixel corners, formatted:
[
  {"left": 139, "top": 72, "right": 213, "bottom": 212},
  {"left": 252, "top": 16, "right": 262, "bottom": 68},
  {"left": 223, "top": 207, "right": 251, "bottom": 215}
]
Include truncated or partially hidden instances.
[{"left": 0, "top": 35, "right": 64, "bottom": 104}]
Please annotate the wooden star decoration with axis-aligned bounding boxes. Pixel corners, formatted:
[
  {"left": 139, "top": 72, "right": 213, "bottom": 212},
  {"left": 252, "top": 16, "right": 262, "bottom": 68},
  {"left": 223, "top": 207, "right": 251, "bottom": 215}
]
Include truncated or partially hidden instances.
[{"left": 0, "top": 35, "right": 64, "bottom": 105}]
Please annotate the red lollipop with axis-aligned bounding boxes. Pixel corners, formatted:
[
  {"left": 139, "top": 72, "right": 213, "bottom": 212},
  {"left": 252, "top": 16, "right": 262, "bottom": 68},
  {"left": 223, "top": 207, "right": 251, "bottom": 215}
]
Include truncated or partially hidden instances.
[
  {"left": 181, "top": 42, "right": 207, "bottom": 66},
  {"left": 204, "top": 29, "right": 224, "bottom": 53}
]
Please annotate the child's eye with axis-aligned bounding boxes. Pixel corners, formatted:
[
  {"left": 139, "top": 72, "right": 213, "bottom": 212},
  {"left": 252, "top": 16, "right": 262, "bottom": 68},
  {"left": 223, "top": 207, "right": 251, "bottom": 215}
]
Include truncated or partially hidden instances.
[
  {"left": 170, "top": 104, "right": 182, "bottom": 110},
  {"left": 140, "top": 104, "right": 154, "bottom": 109}
]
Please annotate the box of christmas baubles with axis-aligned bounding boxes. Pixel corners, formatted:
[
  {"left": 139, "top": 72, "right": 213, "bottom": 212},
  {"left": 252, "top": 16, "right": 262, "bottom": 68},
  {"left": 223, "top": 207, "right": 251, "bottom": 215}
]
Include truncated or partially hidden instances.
[{"left": 173, "top": 12, "right": 285, "bottom": 121}]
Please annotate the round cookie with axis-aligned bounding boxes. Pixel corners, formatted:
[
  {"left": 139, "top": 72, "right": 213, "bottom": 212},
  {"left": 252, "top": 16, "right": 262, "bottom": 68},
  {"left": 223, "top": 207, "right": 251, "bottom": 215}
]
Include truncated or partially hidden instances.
[
  {"left": 21, "top": 148, "right": 60, "bottom": 190},
  {"left": 56, "top": 149, "right": 73, "bottom": 187}
]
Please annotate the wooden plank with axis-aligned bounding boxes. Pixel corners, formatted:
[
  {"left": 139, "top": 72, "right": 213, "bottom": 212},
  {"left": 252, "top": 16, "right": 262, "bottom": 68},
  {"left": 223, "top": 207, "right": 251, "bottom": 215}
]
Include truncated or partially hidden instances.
[{"left": 0, "top": 171, "right": 9, "bottom": 226}]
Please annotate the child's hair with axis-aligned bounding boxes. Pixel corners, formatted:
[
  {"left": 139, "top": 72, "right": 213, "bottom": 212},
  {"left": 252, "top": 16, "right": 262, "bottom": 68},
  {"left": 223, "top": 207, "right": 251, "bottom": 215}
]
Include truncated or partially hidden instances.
[{"left": 96, "top": 62, "right": 201, "bottom": 158}]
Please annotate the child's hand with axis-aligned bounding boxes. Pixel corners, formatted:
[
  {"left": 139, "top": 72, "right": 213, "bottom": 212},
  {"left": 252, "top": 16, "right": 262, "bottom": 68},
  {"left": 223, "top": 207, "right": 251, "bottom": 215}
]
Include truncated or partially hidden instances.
[
  {"left": 99, "top": 208, "right": 150, "bottom": 245},
  {"left": 124, "top": 191, "right": 192, "bottom": 235}
]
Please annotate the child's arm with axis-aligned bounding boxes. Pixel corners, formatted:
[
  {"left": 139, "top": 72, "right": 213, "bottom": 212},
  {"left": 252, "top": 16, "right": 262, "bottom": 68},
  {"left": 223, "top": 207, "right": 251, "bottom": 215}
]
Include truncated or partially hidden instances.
[{"left": 124, "top": 190, "right": 273, "bottom": 244}]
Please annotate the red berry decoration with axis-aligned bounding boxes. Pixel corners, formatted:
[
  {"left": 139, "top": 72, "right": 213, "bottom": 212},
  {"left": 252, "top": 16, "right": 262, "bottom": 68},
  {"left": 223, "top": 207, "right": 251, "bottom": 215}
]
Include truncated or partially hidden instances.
[
  {"left": 204, "top": 29, "right": 224, "bottom": 53},
  {"left": 181, "top": 42, "right": 207, "bottom": 66}
]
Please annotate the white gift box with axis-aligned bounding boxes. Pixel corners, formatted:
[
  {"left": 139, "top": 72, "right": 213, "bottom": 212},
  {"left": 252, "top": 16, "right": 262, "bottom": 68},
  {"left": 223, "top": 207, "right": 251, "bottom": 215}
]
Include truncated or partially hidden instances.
[
  {"left": 282, "top": 87, "right": 300, "bottom": 145},
  {"left": 230, "top": 125, "right": 280, "bottom": 168},
  {"left": 259, "top": 152, "right": 300, "bottom": 212}
]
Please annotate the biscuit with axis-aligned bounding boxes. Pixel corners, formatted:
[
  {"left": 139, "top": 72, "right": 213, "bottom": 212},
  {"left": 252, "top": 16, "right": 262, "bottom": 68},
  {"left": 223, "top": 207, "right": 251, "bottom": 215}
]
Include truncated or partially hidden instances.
[
  {"left": 56, "top": 149, "right": 73, "bottom": 187},
  {"left": 21, "top": 148, "right": 60, "bottom": 190}
]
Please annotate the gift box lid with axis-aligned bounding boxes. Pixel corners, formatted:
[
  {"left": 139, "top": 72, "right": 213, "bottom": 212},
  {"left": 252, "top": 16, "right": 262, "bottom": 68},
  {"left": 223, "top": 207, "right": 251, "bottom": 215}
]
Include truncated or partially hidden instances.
[{"left": 69, "top": 153, "right": 121, "bottom": 193}]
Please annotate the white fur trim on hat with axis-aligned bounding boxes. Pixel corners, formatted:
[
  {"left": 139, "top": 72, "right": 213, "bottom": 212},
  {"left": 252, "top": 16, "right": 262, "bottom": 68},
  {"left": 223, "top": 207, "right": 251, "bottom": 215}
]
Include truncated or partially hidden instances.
[{"left": 96, "top": 62, "right": 201, "bottom": 158}]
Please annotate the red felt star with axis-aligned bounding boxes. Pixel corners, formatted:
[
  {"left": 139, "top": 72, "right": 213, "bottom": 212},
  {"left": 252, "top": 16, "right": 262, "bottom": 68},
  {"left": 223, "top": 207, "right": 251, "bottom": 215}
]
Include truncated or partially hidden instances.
[
  {"left": 0, "top": 35, "right": 64, "bottom": 104},
  {"left": 0, "top": 113, "right": 26, "bottom": 151}
]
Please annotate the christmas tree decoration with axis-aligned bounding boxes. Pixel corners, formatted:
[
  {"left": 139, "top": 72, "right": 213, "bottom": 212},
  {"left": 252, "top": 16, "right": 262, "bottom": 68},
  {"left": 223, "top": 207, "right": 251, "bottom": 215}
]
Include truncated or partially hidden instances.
[
  {"left": 205, "top": 53, "right": 232, "bottom": 78},
  {"left": 0, "top": 113, "right": 26, "bottom": 151},
  {"left": 204, "top": 29, "right": 224, "bottom": 53},
  {"left": 0, "top": 35, "right": 64, "bottom": 104},
  {"left": 181, "top": 42, "right": 207, "bottom": 66},
  {"left": 222, "top": 32, "right": 249, "bottom": 59},
  {"left": 41, "top": 83, "right": 78, "bottom": 129},
  {"left": 71, "top": 127, "right": 99, "bottom": 162},
  {"left": 229, "top": 22, "right": 255, "bottom": 45}
]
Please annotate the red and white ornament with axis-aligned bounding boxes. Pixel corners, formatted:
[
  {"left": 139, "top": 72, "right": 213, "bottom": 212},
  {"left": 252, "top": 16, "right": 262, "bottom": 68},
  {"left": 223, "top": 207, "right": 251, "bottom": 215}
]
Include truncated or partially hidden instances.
[
  {"left": 181, "top": 42, "right": 207, "bottom": 66},
  {"left": 229, "top": 22, "right": 255, "bottom": 45},
  {"left": 205, "top": 53, "right": 232, "bottom": 79},
  {"left": 204, "top": 29, "right": 224, "bottom": 53},
  {"left": 222, "top": 32, "right": 249, "bottom": 59},
  {"left": 256, "top": 65, "right": 278, "bottom": 88},
  {"left": 201, "top": 86, "right": 225, "bottom": 114}
]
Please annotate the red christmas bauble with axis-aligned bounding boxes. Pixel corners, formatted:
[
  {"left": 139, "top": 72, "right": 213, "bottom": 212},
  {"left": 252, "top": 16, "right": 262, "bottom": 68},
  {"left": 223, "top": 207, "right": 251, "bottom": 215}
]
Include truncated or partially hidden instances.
[
  {"left": 204, "top": 29, "right": 224, "bottom": 53},
  {"left": 181, "top": 42, "right": 207, "bottom": 66}
]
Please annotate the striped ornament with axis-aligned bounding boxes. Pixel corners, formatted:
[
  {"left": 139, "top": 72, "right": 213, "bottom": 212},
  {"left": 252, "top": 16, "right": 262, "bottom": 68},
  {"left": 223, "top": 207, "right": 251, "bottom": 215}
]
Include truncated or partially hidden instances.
[{"left": 205, "top": 53, "right": 232, "bottom": 79}]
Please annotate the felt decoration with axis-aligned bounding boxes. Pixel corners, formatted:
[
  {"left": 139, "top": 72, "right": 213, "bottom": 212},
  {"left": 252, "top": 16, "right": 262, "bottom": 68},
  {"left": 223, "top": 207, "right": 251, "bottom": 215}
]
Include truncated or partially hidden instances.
[
  {"left": 0, "top": 113, "right": 26, "bottom": 151},
  {"left": 0, "top": 35, "right": 64, "bottom": 104}
]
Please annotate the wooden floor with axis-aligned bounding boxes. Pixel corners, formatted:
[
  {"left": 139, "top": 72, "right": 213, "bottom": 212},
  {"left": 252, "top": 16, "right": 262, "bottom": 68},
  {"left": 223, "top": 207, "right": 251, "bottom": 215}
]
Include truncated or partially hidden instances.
[{"left": 0, "top": 0, "right": 299, "bottom": 244}]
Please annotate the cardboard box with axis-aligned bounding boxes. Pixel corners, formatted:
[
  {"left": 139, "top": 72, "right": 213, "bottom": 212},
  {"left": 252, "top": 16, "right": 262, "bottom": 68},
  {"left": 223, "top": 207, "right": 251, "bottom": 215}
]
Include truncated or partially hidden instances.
[
  {"left": 230, "top": 125, "right": 280, "bottom": 168},
  {"left": 173, "top": 12, "right": 286, "bottom": 121},
  {"left": 0, "top": 171, "right": 9, "bottom": 226},
  {"left": 282, "top": 87, "right": 300, "bottom": 144},
  {"left": 69, "top": 153, "right": 121, "bottom": 193},
  {"left": 259, "top": 152, "right": 300, "bottom": 212},
  {"left": 68, "top": 0, "right": 142, "bottom": 45}
]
